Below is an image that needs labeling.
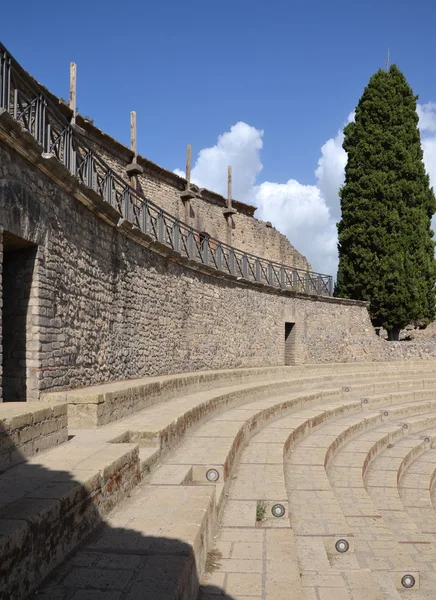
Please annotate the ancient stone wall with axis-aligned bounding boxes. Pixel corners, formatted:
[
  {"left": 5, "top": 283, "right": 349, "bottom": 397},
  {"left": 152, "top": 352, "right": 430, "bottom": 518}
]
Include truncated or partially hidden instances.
[{"left": 3, "top": 122, "right": 427, "bottom": 402}]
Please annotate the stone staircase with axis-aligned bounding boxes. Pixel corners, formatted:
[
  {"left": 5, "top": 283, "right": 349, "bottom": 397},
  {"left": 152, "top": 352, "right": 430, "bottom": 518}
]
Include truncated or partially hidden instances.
[{"left": 4, "top": 362, "right": 436, "bottom": 598}]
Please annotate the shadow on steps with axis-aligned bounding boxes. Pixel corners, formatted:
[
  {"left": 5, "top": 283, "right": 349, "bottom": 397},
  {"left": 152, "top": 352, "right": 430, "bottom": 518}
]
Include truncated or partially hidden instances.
[{"left": 0, "top": 419, "right": 236, "bottom": 600}]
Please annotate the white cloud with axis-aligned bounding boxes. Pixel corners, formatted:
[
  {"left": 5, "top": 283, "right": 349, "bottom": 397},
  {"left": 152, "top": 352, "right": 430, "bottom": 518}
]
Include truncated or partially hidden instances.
[
  {"left": 418, "top": 103, "right": 436, "bottom": 235},
  {"left": 254, "top": 180, "right": 338, "bottom": 275},
  {"left": 186, "top": 122, "right": 263, "bottom": 203},
  {"left": 175, "top": 122, "right": 345, "bottom": 275},
  {"left": 418, "top": 103, "right": 436, "bottom": 133},
  {"left": 175, "top": 106, "right": 436, "bottom": 277}
]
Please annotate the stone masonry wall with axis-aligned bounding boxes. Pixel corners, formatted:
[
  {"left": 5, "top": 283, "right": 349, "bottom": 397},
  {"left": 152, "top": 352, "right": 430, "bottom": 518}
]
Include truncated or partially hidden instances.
[{"left": 0, "top": 129, "right": 421, "bottom": 402}]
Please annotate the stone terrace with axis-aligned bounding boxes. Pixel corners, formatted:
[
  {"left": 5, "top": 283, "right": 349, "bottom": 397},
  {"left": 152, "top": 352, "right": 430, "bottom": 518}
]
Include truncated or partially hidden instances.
[{"left": 2, "top": 362, "right": 436, "bottom": 598}]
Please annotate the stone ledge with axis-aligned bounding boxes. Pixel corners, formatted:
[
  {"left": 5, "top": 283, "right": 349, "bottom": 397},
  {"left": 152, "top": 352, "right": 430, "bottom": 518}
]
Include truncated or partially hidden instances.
[
  {"left": 0, "top": 402, "right": 68, "bottom": 471},
  {"left": 0, "top": 441, "right": 141, "bottom": 599}
]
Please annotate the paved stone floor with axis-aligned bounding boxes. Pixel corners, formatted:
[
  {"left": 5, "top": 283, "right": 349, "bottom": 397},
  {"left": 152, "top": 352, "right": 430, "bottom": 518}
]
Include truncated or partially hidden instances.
[{"left": 199, "top": 393, "right": 436, "bottom": 599}]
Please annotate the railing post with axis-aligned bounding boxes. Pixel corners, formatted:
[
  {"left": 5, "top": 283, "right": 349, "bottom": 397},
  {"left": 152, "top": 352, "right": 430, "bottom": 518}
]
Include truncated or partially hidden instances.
[
  {"left": 0, "top": 51, "right": 11, "bottom": 111},
  {"left": 280, "top": 267, "right": 285, "bottom": 288},
  {"left": 188, "top": 230, "right": 194, "bottom": 259},
  {"left": 267, "top": 262, "right": 272, "bottom": 285},
  {"left": 13, "top": 88, "right": 18, "bottom": 119},
  {"left": 40, "top": 97, "right": 48, "bottom": 151},
  {"left": 84, "top": 152, "right": 94, "bottom": 188},
  {"left": 123, "top": 188, "right": 131, "bottom": 222},
  {"left": 105, "top": 171, "right": 113, "bottom": 205},
  {"left": 216, "top": 244, "right": 222, "bottom": 269},
  {"left": 229, "top": 249, "right": 235, "bottom": 275},
  {"left": 142, "top": 200, "right": 148, "bottom": 234},
  {"left": 201, "top": 238, "right": 209, "bottom": 265},
  {"left": 255, "top": 259, "right": 261, "bottom": 282},
  {"left": 158, "top": 211, "right": 164, "bottom": 243},
  {"left": 71, "top": 148, "right": 77, "bottom": 176},
  {"left": 63, "top": 126, "right": 76, "bottom": 175},
  {"left": 173, "top": 220, "right": 180, "bottom": 253},
  {"left": 242, "top": 254, "right": 248, "bottom": 279}
]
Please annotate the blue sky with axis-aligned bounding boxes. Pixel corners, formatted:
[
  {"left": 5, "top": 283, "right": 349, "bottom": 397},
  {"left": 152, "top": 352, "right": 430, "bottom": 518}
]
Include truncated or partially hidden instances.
[{"left": 3, "top": 0, "right": 436, "bottom": 274}]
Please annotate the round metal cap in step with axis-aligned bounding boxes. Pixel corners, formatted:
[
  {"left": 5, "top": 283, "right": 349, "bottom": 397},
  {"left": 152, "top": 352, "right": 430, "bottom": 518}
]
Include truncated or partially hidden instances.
[
  {"left": 335, "top": 539, "right": 349, "bottom": 553},
  {"left": 401, "top": 574, "right": 416, "bottom": 589},
  {"left": 271, "top": 504, "right": 285, "bottom": 518},
  {"left": 206, "top": 468, "right": 220, "bottom": 482}
]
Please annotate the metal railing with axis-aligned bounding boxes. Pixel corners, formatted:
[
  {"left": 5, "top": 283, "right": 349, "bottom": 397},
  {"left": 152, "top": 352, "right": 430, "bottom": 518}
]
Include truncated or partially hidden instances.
[{"left": 0, "top": 42, "right": 333, "bottom": 296}]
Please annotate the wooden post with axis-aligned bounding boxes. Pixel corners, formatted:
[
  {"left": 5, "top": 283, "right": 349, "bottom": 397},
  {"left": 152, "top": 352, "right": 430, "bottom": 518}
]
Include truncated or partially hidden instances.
[
  {"left": 126, "top": 110, "right": 143, "bottom": 191},
  {"left": 186, "top": 144, "right": 192, "bottom": 188},
  {"left": 226, "top": 165, "right": 233, "bottom": 244},
  {"left": 69, "top": 62, "right": 76, "bottom": 123},
  {"left": 130, "top": 111, "right": 137, "bottom": 158},
  {"left": 227, "top": 165, "right": 232, "bottom": 209},
  {"left": 185, "top": 145, "right": 193, "bottom": 223}
]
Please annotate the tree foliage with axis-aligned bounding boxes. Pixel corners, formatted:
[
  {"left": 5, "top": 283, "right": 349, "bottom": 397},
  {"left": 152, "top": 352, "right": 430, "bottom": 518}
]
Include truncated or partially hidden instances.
[{"left": 335, "top": 65, "right": 436, "bottom": 340}]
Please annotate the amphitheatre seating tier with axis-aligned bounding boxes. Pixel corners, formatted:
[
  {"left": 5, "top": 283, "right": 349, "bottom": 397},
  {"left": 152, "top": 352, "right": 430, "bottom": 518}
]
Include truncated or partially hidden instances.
[
  {"left": 365, "top": 430, "right": 436, "bottom": 543},
  {"left": 5, "top": 360, "right": 436, "bottom": 599},
  {"left": 399, "top": 445, "right": 436, "bottom": 535},
  {"left": 0, "top": 402, "right": 68, "bottom": 471},
  {"left": 0, "top": 437, "right": 141, "bottom": 599},
  {"left": 41, "top": 360, "right": 436, "bottom": 427}
]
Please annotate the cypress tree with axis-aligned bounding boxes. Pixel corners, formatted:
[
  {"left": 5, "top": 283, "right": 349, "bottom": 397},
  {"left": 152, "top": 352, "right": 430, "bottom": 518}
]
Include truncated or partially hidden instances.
[{"left": 335, "top": 64, "right": 436, "bottom": 340}]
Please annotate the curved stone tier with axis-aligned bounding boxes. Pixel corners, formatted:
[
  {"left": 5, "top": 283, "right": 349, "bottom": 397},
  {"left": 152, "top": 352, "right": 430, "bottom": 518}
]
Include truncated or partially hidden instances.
[{"left": 4, "top": 359, "right": 432, "bottom": 599}]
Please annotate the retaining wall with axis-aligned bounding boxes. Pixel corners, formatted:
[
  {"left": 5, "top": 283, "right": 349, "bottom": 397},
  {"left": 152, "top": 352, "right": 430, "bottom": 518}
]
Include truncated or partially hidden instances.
[{"left": 0, "top": 110, "right": 414, "bottom": 402}]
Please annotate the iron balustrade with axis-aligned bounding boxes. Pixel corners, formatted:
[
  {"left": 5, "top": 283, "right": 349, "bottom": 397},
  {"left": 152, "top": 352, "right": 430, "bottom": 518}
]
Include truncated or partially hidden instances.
[{"left": 0, "top": 43, "right": 333, "bottom": 296}]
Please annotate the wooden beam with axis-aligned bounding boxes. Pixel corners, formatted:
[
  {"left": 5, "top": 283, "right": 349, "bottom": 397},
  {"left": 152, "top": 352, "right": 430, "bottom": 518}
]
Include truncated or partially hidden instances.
[
  {"left": 130, "top": 111, "right": 137, "bottom": 157},
  {"left": 69, "top": 62, "right": 76, "bottom": 123},
  {"left": 227, "top": 165, "right": 232, "bottom": 209},
  {"left": 186, "top": 144, "right": 192, "bottom": 187}
]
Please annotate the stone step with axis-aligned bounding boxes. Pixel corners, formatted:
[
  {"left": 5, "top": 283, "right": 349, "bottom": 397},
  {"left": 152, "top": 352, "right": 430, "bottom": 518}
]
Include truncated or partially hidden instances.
[
  {"left": 198, "top": 383, "right": 436, "bottom": 598},
  {"left": 41, "top": 361, "right": 436, "bottom": 428},
  {"left": 0, "top": 402, "right": 68, "bottom": 471},
  {"left": 366, "top": 429, "right": 436, "bottom": 542},
  {"left": 283, "top": 402, "right": 436, "bottom": 597},
  {"left": 0, "top": 380, "right": 354, "bottom": 598},
  {"left": 33, "top": 389, "right": 364, "bottom": 600},
  {"left": 0, "top": 439, "right": 141, "bottom": 599},
  {"left": 200, "top": 403, "right": 401, "bottom": 597},
  {"left": 34, "top": 484, "right": 216, "bottom": 600},
  {"left": 400, "top": 446, "right": 436, "bottom": 535},
  {"left": 11, "top": 369, "right": 436, "bottom": 599},
  {"left": 326, "top": 413, "right": 436, "bottom": 595}
]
